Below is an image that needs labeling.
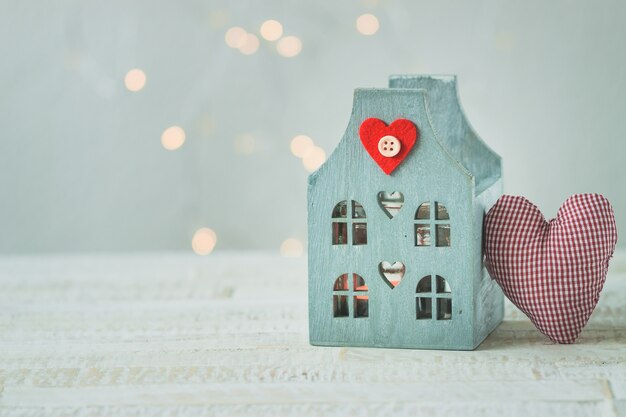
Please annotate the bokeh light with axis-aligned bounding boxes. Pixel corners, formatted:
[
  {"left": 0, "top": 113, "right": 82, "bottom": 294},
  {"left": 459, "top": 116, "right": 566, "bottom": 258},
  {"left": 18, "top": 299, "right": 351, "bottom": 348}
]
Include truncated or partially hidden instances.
[
  {"left": 161, "top": 126, "right": 186, "bottom": 151},
  {"left": 280, "top": 238, "right": 304, "bottom": 257},
  {"left": 192, "top": 228, "right": 217, "bottom": 255},
  {"left": 495, "top": 31, "right": 515, "bottom": 52},
  {"left": 260, "top": 19, "right": 283, "bottom": 41},
  {"left": 276, "top": 36, "right": 302, "bottom": 57},
  {"left": 302, "top": 146, "right": 326, "bottom": 172},
  {"left": 224, "top": 26, "right": 247, "bottom": 48},
  {"left": 124, "top": 69, "right": 146, "bottom": 92},
  {"left": 290, "top": 135, "right": 314, "bottom": 158},
  {"left": 197, "top": 114, "right": 215, "bottom": 137},
  {"left": 239, "top": 33, "right": 260, "bottom": 55},
  {"left": 356, "top": 13, "right": 379, "bottom": 35},
  {"left": 234, "top": 133, "right": 256, "bottom": 154},
  {"left": 208, "top": 10, "right": 229, "bottom": 28}
]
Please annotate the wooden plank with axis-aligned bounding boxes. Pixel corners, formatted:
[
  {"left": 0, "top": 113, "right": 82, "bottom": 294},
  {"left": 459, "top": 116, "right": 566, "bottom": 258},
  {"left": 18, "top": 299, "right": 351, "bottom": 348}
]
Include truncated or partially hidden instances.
[
  {"left": 0, "top": 380, "right": 611, "bottom": 406},
  {"left": 0, "top": 402, "right": 614, "bottom": 417},
  {"left": 0, "top": 251, "right": 624, "bottom": 416}
]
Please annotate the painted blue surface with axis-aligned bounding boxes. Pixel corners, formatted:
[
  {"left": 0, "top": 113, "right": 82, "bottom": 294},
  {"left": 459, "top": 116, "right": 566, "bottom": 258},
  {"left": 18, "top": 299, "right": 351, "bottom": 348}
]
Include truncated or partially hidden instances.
[{"left": 308, "top": 75, "right": 503, "bottom": 350}]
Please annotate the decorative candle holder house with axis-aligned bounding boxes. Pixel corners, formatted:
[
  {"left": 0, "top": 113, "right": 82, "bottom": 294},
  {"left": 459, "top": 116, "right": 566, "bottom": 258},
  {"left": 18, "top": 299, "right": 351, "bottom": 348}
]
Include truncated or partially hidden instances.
[{"left": 307, "top": 75, "right": 504, "bottom": 350}]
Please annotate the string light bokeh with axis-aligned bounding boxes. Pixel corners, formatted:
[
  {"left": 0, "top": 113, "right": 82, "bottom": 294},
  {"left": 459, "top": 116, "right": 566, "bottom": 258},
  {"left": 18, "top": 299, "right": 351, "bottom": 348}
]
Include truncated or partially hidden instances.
[
  {"left": 161, "top": 126, "right": 186, "bottom": 151},
  {"left": 1, "top": 1, "right": 625, "bottom": 256},
  {"left": 124, "top": 69, "right": 147, "bottom": 92},
  {"left": 356, "top": 14, "right": 380, "bottom": 35},
  {"left": 260, "top": 20, "right": 283, "bottom": 41},
  {"left": 192, "top": 228, "right": 217, "bottom": 255}
]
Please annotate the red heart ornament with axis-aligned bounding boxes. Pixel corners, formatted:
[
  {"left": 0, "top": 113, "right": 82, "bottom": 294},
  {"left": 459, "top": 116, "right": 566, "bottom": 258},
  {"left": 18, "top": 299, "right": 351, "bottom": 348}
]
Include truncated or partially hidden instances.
[
  {"left": 484, "top": 194, "right": 617, "bottom": 343},
  {"left": 359, "top": 118, "right": 419, "bottom": 175}
]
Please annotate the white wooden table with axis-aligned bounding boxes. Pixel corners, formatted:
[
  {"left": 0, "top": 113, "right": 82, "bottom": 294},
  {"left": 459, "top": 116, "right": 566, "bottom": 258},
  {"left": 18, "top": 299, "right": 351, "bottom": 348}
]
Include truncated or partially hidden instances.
[{"left": 1, "top": 251, "right": 625, "bottom": 417}]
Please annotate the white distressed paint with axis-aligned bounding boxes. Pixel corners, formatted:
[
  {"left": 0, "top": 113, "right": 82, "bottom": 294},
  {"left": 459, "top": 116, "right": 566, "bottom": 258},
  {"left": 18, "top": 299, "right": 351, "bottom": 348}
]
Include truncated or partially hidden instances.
[{"left": 0, "top": 251, "right": 624, "bottom": 416}]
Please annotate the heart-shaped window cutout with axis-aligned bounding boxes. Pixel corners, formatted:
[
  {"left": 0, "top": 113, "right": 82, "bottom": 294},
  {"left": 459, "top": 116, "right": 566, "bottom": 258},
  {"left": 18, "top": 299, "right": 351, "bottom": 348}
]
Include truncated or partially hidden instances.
[
  {"left": 379, "top": 261, "right": 405, "bottom": 289},
  {"left": 378, "top": 191, "right": 404, "bottom": 219}
]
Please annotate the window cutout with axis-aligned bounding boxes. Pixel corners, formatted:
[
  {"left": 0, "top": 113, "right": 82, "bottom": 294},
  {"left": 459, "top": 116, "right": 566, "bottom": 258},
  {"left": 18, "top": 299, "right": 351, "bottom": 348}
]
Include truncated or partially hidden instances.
[
  {"left": 332, "top": 222, "right": 348, "bottom": 245},
  {"left": 352, "top": 201, "right": 366, "bottom": 219},
  {"left": 415, "top": 202, "right": 430, "bottom": 220},
  {"left": 332, "top": 200, "right": 367, "bottom": 246},
  {"left": 334, "top": 274, "right": 349, "bottom": 291},
  {"left": 333, "top": 295, "right": 349, "bottom": 317},
  {"left": 414, "top": 201, "right": 450, "bottom": 248},
  {"left": 353, "top": 274, "right": 368, "bottom": 291},
  {"left": 435, "top": 202, "right": 450, "bottom": 220},
  {"left": 332, "top": 201, "right": 348, "bottom": 218},
  {"left": 333, "top": 273, "right": 369, "bottom": 319},
  {"left": 415, "top": 224, "right": 431, "bottom": 246},
  {"left": 417, "top": 275, "right": 432, "bottom": 293},
  {"left": 416, "top": 275, "right": 452, "bottom": 320},
  {"left": 437, "top": 298, "right": 452, "bottom": 320},
  {"left": 378, "top": 261, "right": 405, "bottom": 289},
  {"left": 416, "top": 297, "right": 432, "bottom": 319},
  {"left": 354, "top": 296, "right": 369, "bottom": 318},
  {"left": 436, "top": 275, "right": 451, "bottom": 293},
  {"left": 436, "top": 224, "right": 451, "bottom": 247},
  {"left": 377, "top": 191, "right": 404, "bottom": 219},
  {"left": 353, "top": 223, "right": 367, "bottom": 245}
]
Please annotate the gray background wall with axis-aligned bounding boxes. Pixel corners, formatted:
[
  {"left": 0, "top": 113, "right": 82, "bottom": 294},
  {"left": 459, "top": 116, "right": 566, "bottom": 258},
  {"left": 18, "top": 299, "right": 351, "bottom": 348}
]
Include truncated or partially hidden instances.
[{"left": 1, "top": 0, "right": 624, "bottom": 253}]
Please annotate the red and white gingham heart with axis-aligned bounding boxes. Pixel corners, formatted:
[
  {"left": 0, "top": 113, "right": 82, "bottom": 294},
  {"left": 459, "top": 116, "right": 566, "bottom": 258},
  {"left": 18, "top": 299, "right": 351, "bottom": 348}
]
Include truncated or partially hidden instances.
[{"left": 484, "top": 194, "right": 617, "bottom": 343}]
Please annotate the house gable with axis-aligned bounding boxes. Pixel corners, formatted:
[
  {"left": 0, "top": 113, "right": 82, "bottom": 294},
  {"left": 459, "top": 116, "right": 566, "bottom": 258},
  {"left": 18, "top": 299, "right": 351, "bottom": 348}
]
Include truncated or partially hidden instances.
[{"left": 389, "top": 75, "right": 502, "bottom": 194}]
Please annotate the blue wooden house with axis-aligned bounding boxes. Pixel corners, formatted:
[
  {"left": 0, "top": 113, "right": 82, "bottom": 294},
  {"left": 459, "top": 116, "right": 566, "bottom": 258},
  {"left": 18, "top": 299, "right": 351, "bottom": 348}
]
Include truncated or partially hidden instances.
[{"left": 307, "top": 75, "right": 504, "bottom": 350}]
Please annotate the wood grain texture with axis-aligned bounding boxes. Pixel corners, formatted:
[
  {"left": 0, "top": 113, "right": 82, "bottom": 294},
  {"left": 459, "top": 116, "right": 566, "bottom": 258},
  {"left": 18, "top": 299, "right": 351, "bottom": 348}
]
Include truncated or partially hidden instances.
[
  {"left": 0, "top": 251, "right": 625, "bottom": 416},
  {"left": 307, "top": 76, "right": 503, "bottom": 349}
]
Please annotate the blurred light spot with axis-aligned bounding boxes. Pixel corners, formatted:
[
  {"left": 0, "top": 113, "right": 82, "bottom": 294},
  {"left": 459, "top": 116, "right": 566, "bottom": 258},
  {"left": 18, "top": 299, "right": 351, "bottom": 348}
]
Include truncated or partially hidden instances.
[
  {"left": 192, "top": 228, "right": 217, "bottom": 255},
  {"left": 260, "top": 19, "right": 283, "bottom": 41},
  {"left": 356, "top": 14, "right": 379, "bottom": 35},
  {"left": 495, "top": 31, "right": 515, "bottom": 52},
  {"left": 124, "top": 68, "right": 146, "bottom": 92},
  {"left": 280, "top": 238, "right": 304, "bottom": 257},
  {"left": 225, "top": 26, "right": 247, "bottom": 48},
  {"left": 239, "top": 33, "right": 260, "bottom": 55},
  {"left": 208, "top": 10, "right": 229, "bottom": 28},
  {"left": 197, "top": 114, "right": 215, "bottom": 137},
  {"left": 161, "top": 126, "right": 186, "bottom": 151},
  {"left": 290, "top": 135, "right": 314, "bottom": 158},
  {"left": 276, "top": 36, "right": 302, "bottom": 58},
  {"left": 234, "top": 133, "right": 256, "bottom": 154},
  {"left": 302, "top": 146, "right": 326, "bottom": 172},
  {"left": 64, "top": 51, "right": 82, "bottom": 70}
]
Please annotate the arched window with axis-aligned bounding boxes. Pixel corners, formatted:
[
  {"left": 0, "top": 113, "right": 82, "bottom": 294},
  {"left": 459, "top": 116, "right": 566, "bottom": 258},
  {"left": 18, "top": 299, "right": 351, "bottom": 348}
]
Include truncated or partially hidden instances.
[
  {"left": 333, "top": 273, "right": 369, "bottom": 318},
  {"left": 415, "top": 201, "right": 450, "bottom": 247},
  {"left": 416, "top": 275, "right": 452, "bottom": 320},
  {"left": 332, "top": 200, "right": 367, "bottom": 245}
]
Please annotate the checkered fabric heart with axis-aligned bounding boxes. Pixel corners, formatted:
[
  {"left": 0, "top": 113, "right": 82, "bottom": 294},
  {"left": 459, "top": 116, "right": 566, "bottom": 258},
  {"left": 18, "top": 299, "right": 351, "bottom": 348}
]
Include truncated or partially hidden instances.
[{"left": 484, "top": 194, "right": 617, "bottom": 343}]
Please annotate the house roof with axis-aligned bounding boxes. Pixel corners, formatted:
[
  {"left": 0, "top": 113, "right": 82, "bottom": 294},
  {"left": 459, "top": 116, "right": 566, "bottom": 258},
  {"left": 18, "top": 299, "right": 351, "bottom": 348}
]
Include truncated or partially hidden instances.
[{"left": 388, "top": 75, "right": 501, "bottom": 195}]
